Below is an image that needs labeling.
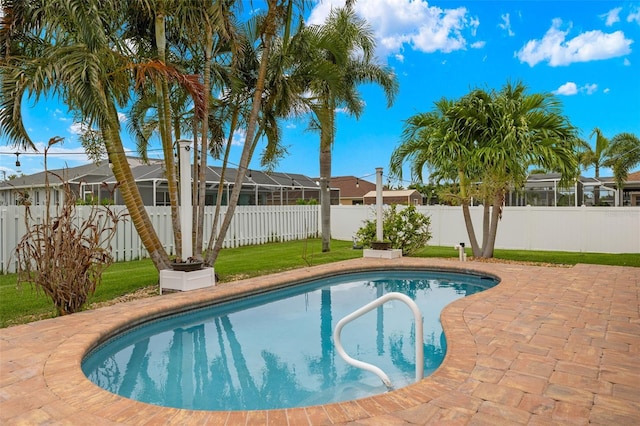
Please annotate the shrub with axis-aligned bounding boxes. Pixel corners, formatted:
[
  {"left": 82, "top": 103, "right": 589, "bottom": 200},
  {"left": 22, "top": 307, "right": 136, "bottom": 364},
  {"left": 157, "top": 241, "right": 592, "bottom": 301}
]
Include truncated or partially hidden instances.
[
  {"left": 15, "top": 139, "right": 126, "bottom": 315},
  {"left": 355, "top": 204, "right": 432, "bottom": 255}
]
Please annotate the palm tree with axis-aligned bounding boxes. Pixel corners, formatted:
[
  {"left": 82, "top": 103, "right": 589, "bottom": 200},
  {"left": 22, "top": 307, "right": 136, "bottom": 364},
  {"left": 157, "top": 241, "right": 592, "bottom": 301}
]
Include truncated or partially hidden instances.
[
  {"left": 0, "top": 0, "right": 208, "bottom": 270},
  {"left": 304, "top": 6, "right": 398, "bottom": 252},
  {"left": 605, "top": 133, "right": 640, "bottom": 204},
  {"left": 391, "top": 81, "right": 579, "bottom": 258},
  {"left": 391, "top": 95, "right": 484, "bottom": 256},
  {"left": 475, "top": 82, "right": 579, "bottom": 257},
  {"left": 204, "top": 0, "right": 312, "bottom": 266},
  {"left": 579, "top": 128, "right": 611, "bottom": 205}
]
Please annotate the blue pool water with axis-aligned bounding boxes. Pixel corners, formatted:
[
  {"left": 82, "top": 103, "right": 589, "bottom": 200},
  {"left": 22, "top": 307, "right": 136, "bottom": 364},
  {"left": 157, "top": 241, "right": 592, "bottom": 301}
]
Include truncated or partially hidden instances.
[{"left": 82, "top": 270, "right": 497, "bottom": 410}]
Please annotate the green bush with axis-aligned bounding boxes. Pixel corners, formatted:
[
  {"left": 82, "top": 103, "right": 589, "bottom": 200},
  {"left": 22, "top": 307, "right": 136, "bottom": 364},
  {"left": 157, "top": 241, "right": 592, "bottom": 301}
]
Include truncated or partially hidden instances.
[{"left": 355, "top": 204, "right": 432, "bottom": 255}]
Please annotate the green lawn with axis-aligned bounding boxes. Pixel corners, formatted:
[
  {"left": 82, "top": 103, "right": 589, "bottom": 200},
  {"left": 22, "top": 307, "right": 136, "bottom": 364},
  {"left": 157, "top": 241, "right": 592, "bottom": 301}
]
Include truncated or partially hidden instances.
[{"left": 1, "top": 239, "right": 637, "bottom": 328}]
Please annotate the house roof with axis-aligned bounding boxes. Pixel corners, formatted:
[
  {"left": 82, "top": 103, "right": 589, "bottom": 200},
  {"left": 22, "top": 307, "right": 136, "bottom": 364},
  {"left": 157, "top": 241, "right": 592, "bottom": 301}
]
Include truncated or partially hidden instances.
[{"left": 0, "top": 159, "right": 322, "bottom": 191}]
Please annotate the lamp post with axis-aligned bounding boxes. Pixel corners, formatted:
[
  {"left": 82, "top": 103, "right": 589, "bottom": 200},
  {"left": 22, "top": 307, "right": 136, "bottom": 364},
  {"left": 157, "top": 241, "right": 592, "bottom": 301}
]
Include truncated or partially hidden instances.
[
  {"left": 375, "top": 167, "right": 383, "bottom": 242},
  {"left": 178, "top": 139, "right": 192, "bottom": 259}
]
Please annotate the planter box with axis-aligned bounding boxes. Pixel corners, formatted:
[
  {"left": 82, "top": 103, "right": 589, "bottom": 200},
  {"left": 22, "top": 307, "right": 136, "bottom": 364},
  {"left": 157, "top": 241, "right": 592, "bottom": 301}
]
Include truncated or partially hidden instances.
[
  {"left": 363, "top": 249, "right": 402, "bottom": 259},
  {"left": 170, "top": 261, "right": 203, "bottom": 272},
  {"left": 371, "top": 241, "right": 392, "bottom": 250},
  {"left": 160, "top": 267, "right": 215, "bottom": 294}
]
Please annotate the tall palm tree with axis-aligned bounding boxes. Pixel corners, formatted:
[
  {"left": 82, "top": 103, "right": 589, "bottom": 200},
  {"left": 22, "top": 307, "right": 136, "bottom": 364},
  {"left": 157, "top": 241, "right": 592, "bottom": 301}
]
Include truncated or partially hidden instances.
[
  {"left": 0, "top": 0, "right": 202, "bottom": 270},
  {"left": 304, "top": 6, "right": 398, "bottom": 252},
  {"left": 204, "top": 0, "right": 312, "bottom": 266}
]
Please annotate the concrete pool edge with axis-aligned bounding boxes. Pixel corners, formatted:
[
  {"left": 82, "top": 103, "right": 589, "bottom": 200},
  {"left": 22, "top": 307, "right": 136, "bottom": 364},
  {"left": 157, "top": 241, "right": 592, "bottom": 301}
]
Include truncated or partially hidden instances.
[
  {"left": 45, "top": 258, "right": 501, "bottom": 422},
  {"left": 3, "top": 257, "right": 639, "bottom": 424}
]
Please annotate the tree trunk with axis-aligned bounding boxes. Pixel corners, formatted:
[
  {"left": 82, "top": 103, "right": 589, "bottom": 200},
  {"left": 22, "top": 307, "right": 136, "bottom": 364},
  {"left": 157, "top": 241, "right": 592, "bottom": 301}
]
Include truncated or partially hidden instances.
[
  {"left": 594, "top": 164, "right": 600, "bottom": 205},
  {"left": 195, "top": 30, "right": 213, "bottom": 258},
  {"left": 204, "top": 1, "right": 278, "bottom": 266},
  {"left": 319, "top": 103, "right": 334, "bottom": 252},
  {"left": 103, "top": 103, "right": 171, "bottom": 270},
  {"left": 461, "top": 202, "right": 481, "bottom": 257},
  {"left": 481, "top": 201, "right": 490, "bottom": 251},
  {"left": 155, "top": 11, "right": 181, "bottom": 259},
  {"left": 481, "top": 191, "right": 504, "bottom": 258}
]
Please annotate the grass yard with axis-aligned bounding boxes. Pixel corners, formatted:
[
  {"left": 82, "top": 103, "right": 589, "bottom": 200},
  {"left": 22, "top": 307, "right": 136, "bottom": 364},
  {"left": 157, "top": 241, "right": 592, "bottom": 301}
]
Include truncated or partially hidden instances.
[{"left": 1, "top": 239, "right": 637, "bottom": 328}]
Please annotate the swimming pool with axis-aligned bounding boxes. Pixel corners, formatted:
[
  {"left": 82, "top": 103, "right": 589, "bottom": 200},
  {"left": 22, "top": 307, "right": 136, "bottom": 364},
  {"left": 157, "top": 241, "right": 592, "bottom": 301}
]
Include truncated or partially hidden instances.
[{"left": 82, "top": 270, "right": 497, "bottom": 411}]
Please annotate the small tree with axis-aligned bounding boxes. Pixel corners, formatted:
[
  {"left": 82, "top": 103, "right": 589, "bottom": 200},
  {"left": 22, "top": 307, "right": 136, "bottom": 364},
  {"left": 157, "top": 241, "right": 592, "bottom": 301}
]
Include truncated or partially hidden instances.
[
  {"left": 355, "top": 204, "right": 432, "bottom": 255},
  {"left": 15, "top": 139, "right": 125, "bottom": 315}
]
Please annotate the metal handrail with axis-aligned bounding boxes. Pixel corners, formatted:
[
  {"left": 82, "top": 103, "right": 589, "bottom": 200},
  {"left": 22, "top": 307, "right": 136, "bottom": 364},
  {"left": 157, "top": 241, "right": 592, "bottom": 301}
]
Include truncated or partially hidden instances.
[{"left": 333, "top": 292, "right": 424, "bottom": 390}]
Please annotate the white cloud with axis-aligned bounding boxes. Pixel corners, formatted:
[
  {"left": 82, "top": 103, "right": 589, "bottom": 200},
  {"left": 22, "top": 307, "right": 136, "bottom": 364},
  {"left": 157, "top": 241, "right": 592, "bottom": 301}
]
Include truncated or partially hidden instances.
[
  {"left": 603, "top": 88, "right": 611, "bottom": 93},
  {"left": 516, "top": 18, "right": 633, "bottom": 66},
  {"left": 553, "top": 82, "right": 578, "bottom": 95},
  {"left": 285, "top": 123, "right": 297, "bottom": 129},
  {"left": 231, "top": 128, "right": 246, "bottom": 146},
  {"left": 553, "top": 82, "right": 598, "bottom": 96},
  {"left": 471, "top": 41, "right": 486, "bottom": 49},
  {"left": 499, "top": 13, "right": 515, "bottom": 36},
  {"left": 307, "top": 0, "right": 480, "bottom": 57},
  {"left": 582, "top": 83, "right": 598, "bottom": 95},
  {"left": 69, "top": 122, "right": 89, "bottom": 135},
  {"left": 624, "top": 58, "right": 631, "bottom": 65},
  {"left": 394, "top": 53, "right": 405, "bottom": 62},
  {"left": 117, "top": 112, "right": 127, "bottom": 123},
  {"left": 602, "top": 7, "right": 622, "bottom": 26},
  {"left": 627, "top": 8, "right": 640, "bottom": 24}
]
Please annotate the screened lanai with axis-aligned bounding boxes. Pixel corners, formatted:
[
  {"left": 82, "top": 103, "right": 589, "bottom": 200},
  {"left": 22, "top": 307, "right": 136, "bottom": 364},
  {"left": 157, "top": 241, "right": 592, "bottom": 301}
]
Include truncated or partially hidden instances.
[{"left": 0, "top": 161, "right": 339, "bottom": 206}]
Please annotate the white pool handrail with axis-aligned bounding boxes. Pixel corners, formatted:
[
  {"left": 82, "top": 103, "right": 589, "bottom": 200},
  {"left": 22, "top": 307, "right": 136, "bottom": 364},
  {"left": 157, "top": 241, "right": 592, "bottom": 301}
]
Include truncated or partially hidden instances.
[{"left": 333, "top": 292, "right": 424, "bottom": 390}]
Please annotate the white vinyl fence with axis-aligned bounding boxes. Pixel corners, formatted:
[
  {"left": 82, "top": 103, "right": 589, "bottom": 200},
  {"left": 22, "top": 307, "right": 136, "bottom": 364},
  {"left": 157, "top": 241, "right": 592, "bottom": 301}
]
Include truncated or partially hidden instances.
[
  {"left": 2, "top": 204, "right": 638, "bottom": 273},
  {"left": 0, "top": 205, "right": 319, "bottom": 273},
  {"left": 331, "top": 205, "right": 640, "bottom": 254}
]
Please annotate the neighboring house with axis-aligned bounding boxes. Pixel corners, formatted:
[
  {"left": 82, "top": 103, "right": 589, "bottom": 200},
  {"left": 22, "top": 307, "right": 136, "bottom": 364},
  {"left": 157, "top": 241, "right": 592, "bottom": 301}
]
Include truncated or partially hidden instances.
[
  {"left": 325, "top": 176, "right": 376, "bottom": 205},
  {"left": 0, "top": 158, "right": 334, "bottom": 207},
  {"left": 363, "top": 189, "right": 423, "bottom": 206},
  {"left": 503, "top": 172, "right": 640, "bottom": 207},
  {"left": 601, "top": 170, "right": 640, "bottom": 206}
]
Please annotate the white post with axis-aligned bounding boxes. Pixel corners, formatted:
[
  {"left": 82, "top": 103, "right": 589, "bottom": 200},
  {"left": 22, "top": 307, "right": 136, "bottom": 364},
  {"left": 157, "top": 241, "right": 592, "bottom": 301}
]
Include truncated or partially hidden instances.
[
  {"left": 178, "top": 139, "right": 192, "bottom": 259},
  {"left": 375, "top": 167, "right": 383, "bottom": 242}
]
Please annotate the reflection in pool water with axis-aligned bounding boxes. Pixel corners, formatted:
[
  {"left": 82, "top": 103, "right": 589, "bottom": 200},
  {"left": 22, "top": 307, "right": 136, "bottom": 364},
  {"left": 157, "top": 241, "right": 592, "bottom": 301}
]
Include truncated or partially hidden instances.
[{"left": 83, "top": 270, "right": 497, "bottom": 410}]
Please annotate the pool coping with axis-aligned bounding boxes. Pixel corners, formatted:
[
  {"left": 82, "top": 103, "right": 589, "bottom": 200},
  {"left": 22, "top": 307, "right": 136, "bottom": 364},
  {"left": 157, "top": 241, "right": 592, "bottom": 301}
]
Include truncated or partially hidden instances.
[{"left": 1, "top": 257, "right": 639, "bottom": 424}]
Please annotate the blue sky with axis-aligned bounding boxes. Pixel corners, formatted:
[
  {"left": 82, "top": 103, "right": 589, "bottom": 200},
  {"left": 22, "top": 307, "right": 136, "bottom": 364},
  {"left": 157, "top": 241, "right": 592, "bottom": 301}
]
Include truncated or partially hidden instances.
[{"left": 1, "top": 0, "right": 639, "bottom": 186}]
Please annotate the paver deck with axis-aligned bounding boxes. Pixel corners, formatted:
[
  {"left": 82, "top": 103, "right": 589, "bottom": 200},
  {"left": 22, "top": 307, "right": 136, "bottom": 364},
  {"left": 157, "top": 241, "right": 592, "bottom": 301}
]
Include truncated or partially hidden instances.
[{"left": 1, "top": 257, "right": 638, "bottom": 425}]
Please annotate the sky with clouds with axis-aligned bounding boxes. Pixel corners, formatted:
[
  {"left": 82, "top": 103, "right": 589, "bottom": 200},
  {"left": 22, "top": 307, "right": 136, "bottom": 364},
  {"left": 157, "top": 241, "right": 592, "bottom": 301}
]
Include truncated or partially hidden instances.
[{"left": 1, "top": 0, "right": 639, "bottom": 184}]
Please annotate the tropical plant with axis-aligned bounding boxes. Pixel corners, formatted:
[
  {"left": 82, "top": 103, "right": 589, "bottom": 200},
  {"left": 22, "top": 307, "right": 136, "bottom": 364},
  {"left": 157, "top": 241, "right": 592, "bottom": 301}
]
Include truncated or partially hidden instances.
[
  {"left": 606, "top": 132, "right": 640, "bottom": 199},
  {"left": 204, "top": 0, "right": 314, "bottom": 266},
  {"left": 391, "top": 81, "right": 580, "bottom": 258},
  {"left": 354, "top": 204, "right": 432, "bottom": 255},
  {"left": 578, "top": 128, "right": 611, "bottom": 205},
  {"left": 0, "top": 0, "right": 180, "bottom": 270},
  {"left": 303, "top": 6, "right": 398, "bottom": 252}
]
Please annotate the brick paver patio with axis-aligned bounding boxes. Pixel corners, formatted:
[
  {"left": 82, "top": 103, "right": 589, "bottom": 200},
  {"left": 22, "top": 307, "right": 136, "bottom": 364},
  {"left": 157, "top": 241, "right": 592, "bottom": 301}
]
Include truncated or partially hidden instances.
[{"left": 1, "top": 258, "right": 638, "bottom": 425}]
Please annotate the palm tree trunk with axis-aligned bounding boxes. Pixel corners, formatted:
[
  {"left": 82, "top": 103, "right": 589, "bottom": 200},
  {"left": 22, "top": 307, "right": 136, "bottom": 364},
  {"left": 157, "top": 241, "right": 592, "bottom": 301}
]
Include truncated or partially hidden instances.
[
  {"left": 481, "top": 201, "right": 490, "bottom": 251},
  {"left": 205, "top": 106, "right": 238, "bottom": 260},
  {"left": 204, "top": 1, "right": 278, "bottom": 266},
  {"left": 458, "top": 170, "right": 481, "bottom": 257},
  {"left": 481, "top": 190, "right": 505, "bottom": 258},
  {"left": 461, "top": 202, "right": 481, "bottom": 257},
  {"left": 155, "top": 10, "right": 182, "bottom": 259},
  {"left": 103, "top": 104, "right": 171, "bottom": 270},
  {"left": 195, "top": 31, "right": 214, "bottom": 258},
  {"left": 319, "top": 102, "right": 334, "bottom": 252}
]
